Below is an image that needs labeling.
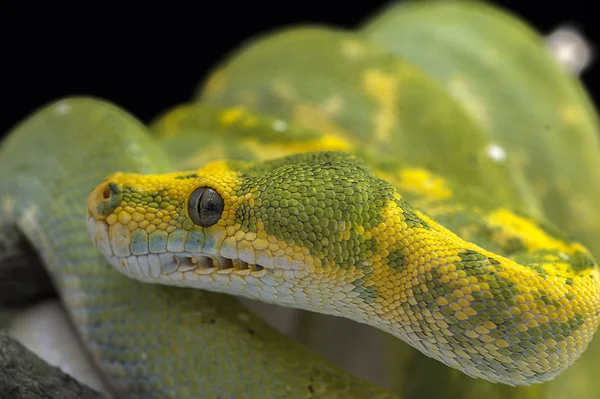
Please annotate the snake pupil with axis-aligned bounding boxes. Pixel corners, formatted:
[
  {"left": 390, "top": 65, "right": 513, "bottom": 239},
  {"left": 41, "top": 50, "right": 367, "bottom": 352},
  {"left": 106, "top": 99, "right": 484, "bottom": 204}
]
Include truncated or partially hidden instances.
[{"left": 188, "top": 187, "right": 224, "bottom": 227}]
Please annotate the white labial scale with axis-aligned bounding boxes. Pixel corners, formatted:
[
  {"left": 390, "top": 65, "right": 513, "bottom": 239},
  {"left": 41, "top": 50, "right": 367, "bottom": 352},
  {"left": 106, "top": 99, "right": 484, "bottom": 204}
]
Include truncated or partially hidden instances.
[
  {"left": 148, "top": 231, "right": 168, "bottom": 253},
  {"left": 137, "top": 256, "right": 150, "bottom": 277},
  {"left": 166, "top": 230, "right": 187, "bottom": 252},
  {"left": 110, "top": 223, "right": 131, "bottom": 257},
  {"left": 202, "top": 227, "right": 225, "bottom": 255},
  {"left": 158, "top": 253, "right": 177, "bottom": 274},
  {"left": 95, "top": 222, "right": 112, "bottom": 256},
  {"left": 220, "top": 238, "right": 237, "bottom": 259},
  {"left": 237, "top": 241, "right": 256, "bottom": 264},
  {"left": 126, "top": 256, "right": 144, "bottom": 280},
  {"left": 109, "top": 256, "right": 131, "bottom": 278},
  {"left": 147, "top": 254, "right": 162, "bottom": 279},
  {"left": 255, "top": 250, "right": 275, "bottom": 268}
]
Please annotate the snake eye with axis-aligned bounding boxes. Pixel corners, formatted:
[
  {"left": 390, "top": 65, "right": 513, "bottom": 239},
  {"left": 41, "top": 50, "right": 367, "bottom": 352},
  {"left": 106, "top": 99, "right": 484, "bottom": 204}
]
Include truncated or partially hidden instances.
[{"left": 188, "top": 187, "right": 224, "bottom": 227}]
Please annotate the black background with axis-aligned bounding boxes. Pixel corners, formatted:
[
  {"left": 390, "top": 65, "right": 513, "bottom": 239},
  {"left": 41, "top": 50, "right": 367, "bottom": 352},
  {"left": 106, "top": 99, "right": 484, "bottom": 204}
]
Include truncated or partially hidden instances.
[{"left": 1, "top": 1, "right": 598, "bottom": 136}]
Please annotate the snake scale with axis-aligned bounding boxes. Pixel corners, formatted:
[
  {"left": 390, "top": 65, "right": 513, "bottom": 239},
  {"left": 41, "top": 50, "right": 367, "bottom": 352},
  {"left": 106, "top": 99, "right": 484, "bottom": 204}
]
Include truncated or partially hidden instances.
[{"left": 2, "top": 2, "right": 600, "bottom": 398}]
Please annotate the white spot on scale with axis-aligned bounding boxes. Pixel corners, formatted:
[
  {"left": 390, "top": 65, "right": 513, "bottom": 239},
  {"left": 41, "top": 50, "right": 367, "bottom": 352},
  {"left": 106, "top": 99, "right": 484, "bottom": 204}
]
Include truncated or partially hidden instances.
[
  {"left": 272, "top": 119, "right": 287, "bottom": 132},
  {"left": 486, "top": 143, "right": 507, "bottom": 163},
  {"left": 55, "top": 101, "right": 71, "bottom": 115},
  {"left": 546, "top": 25, "right": 594, "bottom": 75}
]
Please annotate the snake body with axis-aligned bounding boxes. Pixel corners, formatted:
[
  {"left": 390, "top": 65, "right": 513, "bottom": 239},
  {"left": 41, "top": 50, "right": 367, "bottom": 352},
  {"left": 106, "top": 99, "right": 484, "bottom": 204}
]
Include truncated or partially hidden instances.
[{"left": 2, "top": 2, "right": 600, "bottom": 398}]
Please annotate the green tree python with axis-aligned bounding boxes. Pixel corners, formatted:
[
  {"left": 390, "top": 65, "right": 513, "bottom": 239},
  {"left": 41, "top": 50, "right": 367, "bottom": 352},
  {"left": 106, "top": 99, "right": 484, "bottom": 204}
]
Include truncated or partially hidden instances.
[{"left": 2, "top": 2, "right": 600, "bottom": 398}]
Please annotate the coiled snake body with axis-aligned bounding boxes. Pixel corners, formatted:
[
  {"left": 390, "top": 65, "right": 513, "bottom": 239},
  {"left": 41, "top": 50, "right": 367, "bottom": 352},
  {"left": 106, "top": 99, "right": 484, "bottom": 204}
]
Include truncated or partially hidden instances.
[{"left": 2, "top": 2, "right": 600, "bottom": 398}]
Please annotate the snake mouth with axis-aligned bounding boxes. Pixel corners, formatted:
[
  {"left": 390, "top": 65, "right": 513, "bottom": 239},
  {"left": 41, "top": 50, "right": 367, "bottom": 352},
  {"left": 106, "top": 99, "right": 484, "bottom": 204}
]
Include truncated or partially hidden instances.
[
  {"left": 86, "top": 212, "right": 269, "bottom": 283},
  {"left": 105, "top": 251, "right": 267, "bottom": 283}
]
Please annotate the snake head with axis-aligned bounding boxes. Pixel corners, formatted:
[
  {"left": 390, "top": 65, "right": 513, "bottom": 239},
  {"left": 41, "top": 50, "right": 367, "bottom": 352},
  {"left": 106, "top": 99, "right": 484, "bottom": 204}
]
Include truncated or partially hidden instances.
[{"left": 86, "top": 151, "right": 396, "bottom": 293}]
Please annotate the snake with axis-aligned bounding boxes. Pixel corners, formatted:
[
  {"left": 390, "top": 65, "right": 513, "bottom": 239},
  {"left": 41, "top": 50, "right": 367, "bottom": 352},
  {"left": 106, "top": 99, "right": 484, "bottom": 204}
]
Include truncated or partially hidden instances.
[{"left": 2, "top": 1, "right": 600, "bottom": 398}]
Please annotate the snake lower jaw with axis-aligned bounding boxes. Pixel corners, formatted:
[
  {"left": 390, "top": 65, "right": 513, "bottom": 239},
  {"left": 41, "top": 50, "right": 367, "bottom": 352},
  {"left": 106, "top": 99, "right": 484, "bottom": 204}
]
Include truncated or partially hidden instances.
[{"left": 104, "top": 250, "right": 269, "bottom": 285}]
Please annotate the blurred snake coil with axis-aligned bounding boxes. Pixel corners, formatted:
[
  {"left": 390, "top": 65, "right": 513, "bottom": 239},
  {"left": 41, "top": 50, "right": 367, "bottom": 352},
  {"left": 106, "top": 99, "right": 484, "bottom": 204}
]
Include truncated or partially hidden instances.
[{"left": 2, "top": 2, "right": 600, "bottom": 399}]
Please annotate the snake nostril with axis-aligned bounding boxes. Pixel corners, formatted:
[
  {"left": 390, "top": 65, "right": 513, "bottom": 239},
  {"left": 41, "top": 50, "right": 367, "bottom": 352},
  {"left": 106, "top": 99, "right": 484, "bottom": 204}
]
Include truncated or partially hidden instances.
[
  {"left": 102, "top": 185, "right": 111, "bottom": 199},
  {"left": 88, "top": 180, "right": 123, "bottom": 219}
]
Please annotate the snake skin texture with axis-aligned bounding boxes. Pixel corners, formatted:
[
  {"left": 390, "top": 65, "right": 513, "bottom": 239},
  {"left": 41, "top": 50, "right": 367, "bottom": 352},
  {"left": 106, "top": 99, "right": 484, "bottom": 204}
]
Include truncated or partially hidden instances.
[{"left": 2, "top": 2, "right": 600, "bottom": 398}]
